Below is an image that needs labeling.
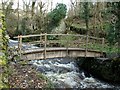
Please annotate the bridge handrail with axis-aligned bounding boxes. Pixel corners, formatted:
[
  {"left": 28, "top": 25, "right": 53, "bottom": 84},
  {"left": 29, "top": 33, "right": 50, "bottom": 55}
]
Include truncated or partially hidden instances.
[
  {"left": 14, "top": 34, "right": 103, "bottom": 40},
  {"left": 14, "top": 34, "right": 105, "bottom": 59}
]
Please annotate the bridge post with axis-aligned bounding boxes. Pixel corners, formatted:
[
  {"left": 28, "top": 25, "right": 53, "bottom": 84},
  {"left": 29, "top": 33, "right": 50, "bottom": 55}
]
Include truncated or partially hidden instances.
[
  {"left": 18, "top": 35, "right": 22, "bottom": 57},
  {"left": 66, "top": 34, "right": 69, "bottom": 57},
  {"left": 85, "top": 35, "right": 88, "bottom": 57},
  {"left": 40, "top": 35, "right": 42, "bottom": 47},
  {"left": 44, "top": 33, "right": 47, "bottom": 59},
  {"left": 102, "top": 38, "right": 105, "bottom": 57},
  {"left": 102, "top": 38, "right": 105, "bottom": 47}
]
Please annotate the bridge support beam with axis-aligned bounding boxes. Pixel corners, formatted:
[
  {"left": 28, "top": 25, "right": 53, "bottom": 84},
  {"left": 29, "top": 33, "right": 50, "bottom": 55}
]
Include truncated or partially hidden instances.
[
  {"left": 85, "top": 35, "right": 88, "bottom": 57},
  {"left": 20, "top": 48, "right": 104, "bottom": 60},
  {"left": 44, "top": 33, "right": 47, "bottom": 59}
]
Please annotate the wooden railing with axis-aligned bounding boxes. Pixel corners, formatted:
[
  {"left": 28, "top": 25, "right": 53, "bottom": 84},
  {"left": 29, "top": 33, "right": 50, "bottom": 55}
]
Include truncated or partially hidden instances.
[{"left": 14, "top": 34, "right": 105, "bottom": 58}]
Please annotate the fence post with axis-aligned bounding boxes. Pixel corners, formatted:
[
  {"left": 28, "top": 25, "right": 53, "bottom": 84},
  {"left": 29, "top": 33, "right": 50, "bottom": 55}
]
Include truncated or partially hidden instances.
[
  {"left": 102, "top": 38, "right": 105, "bottom": 57},
  {"left": 40, "top": 35, "right": 42, "bottom": 47},
  {"left": 44, "top": 33, "right": 47, "bottom": 59},
  {"left": 85, "top": 35, "right": 88, "bottom": 57},
  {"left": 102, "top": 38, "right": 105, "bottom": 47},
  {"left": 66, "top": 34, "right": 69, "bottom": 57},
  {"left": 18, "top": 35, "right": 22, "bottom": 57}
]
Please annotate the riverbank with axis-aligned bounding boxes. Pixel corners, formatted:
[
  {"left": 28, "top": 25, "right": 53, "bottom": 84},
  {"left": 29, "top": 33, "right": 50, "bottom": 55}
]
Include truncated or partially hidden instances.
[
  {"left": 30, "top": 57, "right": 116, "bottom": 89},
  {"left": 8, "top": 61, "right": 54, "bottom": 88},
  {"left": 76, "top": 57, "right": 120, "bottom": 84},
  {"left": 1, "top": 57, "right": 120, "bottom": 89}
]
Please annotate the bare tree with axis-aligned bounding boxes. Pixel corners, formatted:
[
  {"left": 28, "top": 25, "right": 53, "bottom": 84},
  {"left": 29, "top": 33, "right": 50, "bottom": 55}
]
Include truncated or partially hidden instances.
[
  {"left": 16, "top": 0, "right": 19, "bottom": 33},
  {"left": 22, "top": 0, "right": 30, "bottom": 16},
  {"left": 35, "top": 1, "right": 46, "bottom": 33},
  {"left": 1, "top": 0, "right": 9, "bottom": 11},
  {"left": 31, "top": 0, "right": 36, "bottom": 17}
]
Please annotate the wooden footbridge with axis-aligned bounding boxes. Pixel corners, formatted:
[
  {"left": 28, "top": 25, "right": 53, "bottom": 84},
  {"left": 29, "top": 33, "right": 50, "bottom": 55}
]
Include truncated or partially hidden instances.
[{"left": 14, "top": 34, "right": 105, "bottom": 60}]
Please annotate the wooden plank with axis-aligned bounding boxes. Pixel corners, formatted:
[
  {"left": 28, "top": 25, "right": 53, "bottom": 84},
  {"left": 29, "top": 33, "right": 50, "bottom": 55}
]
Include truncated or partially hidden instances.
[
  {"left": 14, "top": 34, "right": 44, "bottom": 38},
  {"left": 14, "top": 33, "right": 105, "bottom": 59},
  {"left": 101, "top": 38, "right": 105, "bottom": 57},
  {"left": 44, "top": 33, "right": 47, "bottom": 59},
  {"left": 85, "top": 35, "right": 88, "bottom": 57},
  {"left": 22, "top": 47, "right": 104, "bottom": 54},
  {"left": 20, "top": 47, "right": 104, "bottom": 60},
  {"left": 18, "top": 36, "right": 22, "bottom": 57},
  {"left": 14, "top": 34, "right": 103, "bottom": 41}
]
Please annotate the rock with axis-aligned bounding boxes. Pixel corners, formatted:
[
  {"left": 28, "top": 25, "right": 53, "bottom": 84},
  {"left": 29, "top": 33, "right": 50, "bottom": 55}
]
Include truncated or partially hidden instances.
[
  {"left": 83, "top": 77, "right": 96, "bottom": 83},
  {"left": 77, "top": 57, "right": 120, "bottom": 83}
]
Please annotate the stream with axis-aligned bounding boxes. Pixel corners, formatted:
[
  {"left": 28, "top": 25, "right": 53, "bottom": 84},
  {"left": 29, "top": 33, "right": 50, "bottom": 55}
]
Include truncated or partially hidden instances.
[
  {"left": 9, "top": 39, "right": 120, "bottom": 89},
  {"left": 29, "top": 58, "right": 119, "bottom": 89}
]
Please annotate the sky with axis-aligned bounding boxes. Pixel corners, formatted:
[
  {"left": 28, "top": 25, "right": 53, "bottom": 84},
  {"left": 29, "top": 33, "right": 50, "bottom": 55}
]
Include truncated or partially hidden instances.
[
  {"left": 3, "top": 0, "right": 120, "bottom": 11},
  {"left": 12, "top": 0, "right": 74, "bottom": 12}
]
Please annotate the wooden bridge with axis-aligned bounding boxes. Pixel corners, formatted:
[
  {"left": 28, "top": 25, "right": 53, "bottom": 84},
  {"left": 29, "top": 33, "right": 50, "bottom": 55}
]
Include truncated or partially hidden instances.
[{"left": 14, "top": 34, "right": 105, "bottom": 60}]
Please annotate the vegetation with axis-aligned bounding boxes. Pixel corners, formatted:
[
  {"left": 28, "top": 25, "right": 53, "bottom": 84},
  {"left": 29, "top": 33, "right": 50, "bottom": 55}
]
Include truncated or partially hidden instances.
[
  {"left": 46, "top": 3, "right": 67, "bottom": 33},
  {"left": 106, "top": 2, "right": 120, "bottom": 55},
  {"left": 0, "top": 11, "right": 9, "bottom": 88},
  {"left": 78, "top": 57, "right": 120, "bottom": 83},
  {"left": 0, "top": 0, "right": 120, "bottom": 89},
  {"left": 83, "top": 2, "right": 90, "bottom": 34},
  {"left": 1, "top": 1, "right": 119, "bottom": 53},
  {"left": 0, "top": 4, "right": 54, "bottom": 89}
]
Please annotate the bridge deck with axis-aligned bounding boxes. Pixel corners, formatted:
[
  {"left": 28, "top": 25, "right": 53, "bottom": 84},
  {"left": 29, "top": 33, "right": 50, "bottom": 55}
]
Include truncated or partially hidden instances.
[
  {"left": 14, "top": 34, "right": 105, "bottom": 60},
  {"left": 20, "top": 47, "right": 105, "bottom": 60},
  {"left": 23, "top": 47, "right": 103, "bottom": 54}
]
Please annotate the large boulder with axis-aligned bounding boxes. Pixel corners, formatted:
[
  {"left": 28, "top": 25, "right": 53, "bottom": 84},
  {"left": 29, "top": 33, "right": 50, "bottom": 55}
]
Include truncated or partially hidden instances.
[{"left": 77, "top": 57, "right": 120, "bottom": 83}]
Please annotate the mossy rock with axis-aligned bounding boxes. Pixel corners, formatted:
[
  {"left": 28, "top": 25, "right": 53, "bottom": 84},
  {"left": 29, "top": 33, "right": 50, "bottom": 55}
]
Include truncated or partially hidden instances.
[{"left": 78, "top": 57, "right": 120, "bottom": 83}]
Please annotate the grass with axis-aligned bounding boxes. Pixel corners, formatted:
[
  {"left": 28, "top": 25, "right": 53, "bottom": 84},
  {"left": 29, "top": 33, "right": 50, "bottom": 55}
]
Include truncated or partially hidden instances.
[
  {"left": 0, "top": 76, "right": 8, "bottom": 89},
  {"left": 85, "top": 43, "right": 119, "bottom": 53},
  {"left": 0, "top": 56, "right": 7, "bottom": 66},
  {"left": 0, "top": 56, "right": 9, "bottom": 89},
  {"left": 38, "top": 73, "right": 54, "bottom": 89}
]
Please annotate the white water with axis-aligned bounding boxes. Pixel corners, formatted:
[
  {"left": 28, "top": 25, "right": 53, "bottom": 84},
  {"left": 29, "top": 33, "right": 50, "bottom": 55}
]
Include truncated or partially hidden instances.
[
  {"left": 9, "top": 39, "right": 119, "bottom": 89},
  {"left": 9, "top": 39, "right": 39, "bottom": 49},
  {"left": 30, "top": 58, "right": 116, "bottom": 89}
]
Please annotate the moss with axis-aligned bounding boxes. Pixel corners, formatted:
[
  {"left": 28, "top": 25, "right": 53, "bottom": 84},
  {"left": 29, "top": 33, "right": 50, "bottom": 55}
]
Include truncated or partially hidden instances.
[
  {"left": 0, "top": 56, "right": 7, "bottom": 65},
  {"left": 0, "top": 82, "right": 9, "bottom": 89},
  {"left": 0, "top": 11, "right": 9, "bottom": 89},
  {"left": 79, "top": 57, "right": 120, "bottom": 83}
]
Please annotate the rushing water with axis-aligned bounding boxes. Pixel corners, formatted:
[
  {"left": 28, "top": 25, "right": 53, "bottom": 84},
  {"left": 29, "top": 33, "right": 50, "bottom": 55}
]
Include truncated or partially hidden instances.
[
  {"left": 29, "top": 57, "right": 119, "bottom": 89},
  {"left": 9, "top": 39, "right": 120, "bottom": 89}
]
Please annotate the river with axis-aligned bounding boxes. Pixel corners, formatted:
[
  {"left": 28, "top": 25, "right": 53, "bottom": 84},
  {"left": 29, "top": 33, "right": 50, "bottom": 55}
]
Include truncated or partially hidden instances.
[
  {"left": 29, "top": 58, "right": 120, "bottom": 89},
  {"left": 9, "top": 39, "right": 120, "bottom": 89}
]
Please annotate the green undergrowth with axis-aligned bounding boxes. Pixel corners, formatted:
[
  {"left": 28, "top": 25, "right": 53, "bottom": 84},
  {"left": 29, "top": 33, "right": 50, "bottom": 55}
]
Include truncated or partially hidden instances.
[
  {"left": 38, "top": 74, "right": 54, "bottom": 89},
  {"left": 0, "top": 11, "right": 9, "bottom": 89},
  {"left": 79, "top": 43, "right": 119, "bottom": 53},
  {"left": 0, "top": 56, "right": 9, "bottom": 89}
]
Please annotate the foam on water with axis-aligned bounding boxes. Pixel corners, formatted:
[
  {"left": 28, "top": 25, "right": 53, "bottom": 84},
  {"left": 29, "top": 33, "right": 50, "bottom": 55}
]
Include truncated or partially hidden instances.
[
  {"left": 30, "top": 58, "right": 116, "bottom": 88},
  {"left": 9, "top": 39, "right": 39, "bottom": 49},
  {"left": 9, "top": 40, "right": 119, "bottom": 88}
]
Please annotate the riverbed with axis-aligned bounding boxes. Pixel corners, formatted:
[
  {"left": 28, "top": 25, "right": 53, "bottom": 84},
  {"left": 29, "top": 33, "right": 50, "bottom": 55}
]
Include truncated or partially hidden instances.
[
  {"left": 29, "top": 57, "right": 119, "bottom": 89},
  {"left": 9, "top": 39, "right": 120, "bottom": 89}
]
